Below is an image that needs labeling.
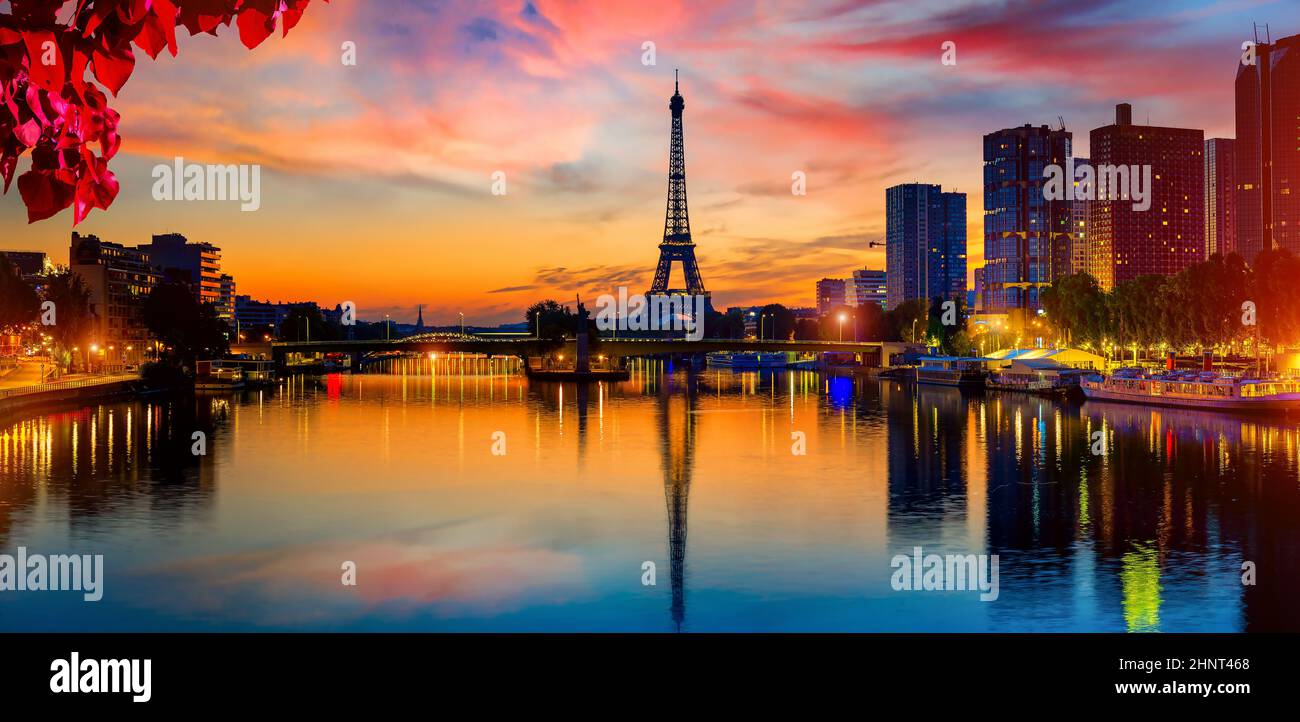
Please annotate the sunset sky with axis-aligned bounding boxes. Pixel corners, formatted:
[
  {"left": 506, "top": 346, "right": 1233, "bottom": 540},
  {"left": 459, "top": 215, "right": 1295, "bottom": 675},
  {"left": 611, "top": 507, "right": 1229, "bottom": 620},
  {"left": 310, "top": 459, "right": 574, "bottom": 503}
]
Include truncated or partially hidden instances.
[{"left": 0, "top": 0, "right": 1288, "bottom": 325}]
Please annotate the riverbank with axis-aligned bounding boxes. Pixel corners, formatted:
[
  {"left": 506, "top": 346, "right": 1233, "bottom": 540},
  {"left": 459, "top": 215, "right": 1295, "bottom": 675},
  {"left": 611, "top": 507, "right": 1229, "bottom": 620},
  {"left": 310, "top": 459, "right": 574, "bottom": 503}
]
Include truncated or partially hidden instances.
[{"left": 0, "top": 373, "right": 145, "bottom": 417}]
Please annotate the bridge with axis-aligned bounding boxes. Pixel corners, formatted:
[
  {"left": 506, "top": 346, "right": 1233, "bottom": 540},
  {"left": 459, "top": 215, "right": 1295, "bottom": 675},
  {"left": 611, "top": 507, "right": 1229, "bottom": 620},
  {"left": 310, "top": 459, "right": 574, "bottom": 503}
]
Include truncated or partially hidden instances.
[{"left": 254, "top": 335, "right": 918, "bottom": 369}]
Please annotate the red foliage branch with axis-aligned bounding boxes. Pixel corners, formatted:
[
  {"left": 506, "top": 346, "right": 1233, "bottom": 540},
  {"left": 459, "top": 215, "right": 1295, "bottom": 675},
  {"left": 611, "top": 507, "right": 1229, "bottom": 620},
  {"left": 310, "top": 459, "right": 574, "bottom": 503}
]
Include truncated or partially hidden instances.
[{"left": 0, "top": 0, "right": 326, "bottom": 224}]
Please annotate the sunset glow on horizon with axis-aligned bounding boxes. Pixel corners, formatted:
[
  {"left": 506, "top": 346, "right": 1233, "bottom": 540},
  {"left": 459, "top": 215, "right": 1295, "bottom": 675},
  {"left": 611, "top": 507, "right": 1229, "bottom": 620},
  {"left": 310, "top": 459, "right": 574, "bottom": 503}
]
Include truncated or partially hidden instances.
[{"left": 0, "top": 0, "right": 1279, "bottom": 325}]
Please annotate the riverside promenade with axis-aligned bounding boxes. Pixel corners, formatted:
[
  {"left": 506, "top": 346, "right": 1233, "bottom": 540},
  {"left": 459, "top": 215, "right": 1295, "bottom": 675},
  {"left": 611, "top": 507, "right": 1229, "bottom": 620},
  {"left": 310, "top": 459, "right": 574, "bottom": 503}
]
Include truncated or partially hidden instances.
[{"left": 0, "top": 362, "right": 143, "bottom": 416}]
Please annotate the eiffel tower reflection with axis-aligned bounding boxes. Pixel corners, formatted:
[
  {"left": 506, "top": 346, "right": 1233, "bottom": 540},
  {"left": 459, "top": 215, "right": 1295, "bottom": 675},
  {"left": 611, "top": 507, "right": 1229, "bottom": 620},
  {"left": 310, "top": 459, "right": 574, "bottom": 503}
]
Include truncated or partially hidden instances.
[{"left": 656, "top": 374, "right": 697, "bottom": 632}]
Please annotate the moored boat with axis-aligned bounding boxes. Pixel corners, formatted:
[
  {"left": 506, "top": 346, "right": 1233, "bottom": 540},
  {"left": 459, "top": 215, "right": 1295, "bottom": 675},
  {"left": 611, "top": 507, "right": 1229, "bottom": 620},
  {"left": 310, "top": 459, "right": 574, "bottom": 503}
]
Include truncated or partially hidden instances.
[
  {"left": 915, "top": 356, "right": 987, "bottom": 387},
  {"left": 706, "top": 352, "right": 788, "bottom": 369},
  {"left": 987, "top": 359, "right": 1086, "bottom": 396},
  {"left": 1081, "top": 368, "right": 1300, "bottom": 412},
  {"left": 195, "top": 360, "right": 246, "bottom": 390}
]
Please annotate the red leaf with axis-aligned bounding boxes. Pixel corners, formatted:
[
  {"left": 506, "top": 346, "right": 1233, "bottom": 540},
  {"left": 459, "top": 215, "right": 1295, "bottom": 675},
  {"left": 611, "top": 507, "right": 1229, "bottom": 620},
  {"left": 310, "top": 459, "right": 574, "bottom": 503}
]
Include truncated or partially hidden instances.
[
  {"left": 22, "top": 30, "right": 64, "bottom": 92},
  {"left": 1, "top": 146, "right": 18, "bottom": 193},
  {"left": 236, "top": 8, "right": 276, "bottom": 50},
  {"left": 14, "top": 118, "right": 41, "bottom": 147},
  {"left": 17, "top": 168, "right": 75, "bottom": 223},
  {"left": 91, "top": 43, "right": 135, "bottom": 95}
]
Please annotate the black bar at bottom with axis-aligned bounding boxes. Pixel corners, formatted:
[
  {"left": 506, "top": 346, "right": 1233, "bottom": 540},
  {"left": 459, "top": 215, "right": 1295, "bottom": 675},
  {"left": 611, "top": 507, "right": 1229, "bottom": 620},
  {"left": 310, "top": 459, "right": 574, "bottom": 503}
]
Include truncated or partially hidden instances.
[{"left": 0, "top": 633, "right": 1287, "bottom": 708}]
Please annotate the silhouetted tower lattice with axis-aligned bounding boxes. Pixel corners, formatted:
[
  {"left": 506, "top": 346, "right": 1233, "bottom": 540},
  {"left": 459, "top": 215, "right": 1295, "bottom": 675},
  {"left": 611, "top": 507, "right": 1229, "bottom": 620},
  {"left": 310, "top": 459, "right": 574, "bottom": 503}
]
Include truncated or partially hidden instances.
[
  {"left": 649, "top": 71, "right": 707, "bottom": 298},
  {"left": 658, "top": 377, "right": 697, "bottom": 631}
]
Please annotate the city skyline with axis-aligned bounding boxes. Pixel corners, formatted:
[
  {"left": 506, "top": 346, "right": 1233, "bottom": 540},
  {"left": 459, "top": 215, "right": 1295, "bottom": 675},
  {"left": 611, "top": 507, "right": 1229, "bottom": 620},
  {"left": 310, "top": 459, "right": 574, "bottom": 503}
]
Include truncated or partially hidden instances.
[{"left": 0, "top": 0, "right": 1284, "bottom": 324}]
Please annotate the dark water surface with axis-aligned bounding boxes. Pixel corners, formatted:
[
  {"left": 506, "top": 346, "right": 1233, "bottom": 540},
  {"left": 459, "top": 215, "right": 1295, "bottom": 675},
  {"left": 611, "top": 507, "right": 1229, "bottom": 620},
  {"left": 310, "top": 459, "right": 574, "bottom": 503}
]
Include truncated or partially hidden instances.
[{"left": 2, "top": 362, "right": 1296, "bottom": 631}]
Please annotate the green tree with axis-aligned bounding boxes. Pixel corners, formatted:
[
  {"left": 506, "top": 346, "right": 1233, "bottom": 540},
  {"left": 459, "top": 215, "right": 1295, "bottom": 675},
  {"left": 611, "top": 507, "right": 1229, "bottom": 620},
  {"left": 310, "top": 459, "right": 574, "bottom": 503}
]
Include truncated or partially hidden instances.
[
  {"left": 884, "top": 299, "right": 929, "bottom": 342},
  {"left": 1041, "top": 272, "right": 1106, "bottom": 347},
  {"left": 1250, "top": 247, "right": 1300, "bottom": 350},
  {"left": 925, "top": 296, "right": 969, "bottom": 354}
]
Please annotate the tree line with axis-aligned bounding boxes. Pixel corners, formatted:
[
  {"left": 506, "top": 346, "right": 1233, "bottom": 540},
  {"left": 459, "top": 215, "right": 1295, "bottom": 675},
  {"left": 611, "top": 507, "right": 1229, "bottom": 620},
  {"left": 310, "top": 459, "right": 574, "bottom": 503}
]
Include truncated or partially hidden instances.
[{"left": 1040, "top": 248, "right": 1300, "bottom": 356}]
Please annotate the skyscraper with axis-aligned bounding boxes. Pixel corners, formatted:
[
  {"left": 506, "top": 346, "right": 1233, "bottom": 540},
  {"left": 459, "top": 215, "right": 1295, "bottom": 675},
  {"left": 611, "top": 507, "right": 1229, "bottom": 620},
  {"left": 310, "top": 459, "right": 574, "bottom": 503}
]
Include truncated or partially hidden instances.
[
  {"left": 1206, "top": 138, "right": 1237, "bottom": 258},
  {"left": 982, "top": 124, "right": 1073, "bottom": 312},
  {"left": 815, "top": 278, "right": 847, "bottom": 316},
  {"left": 885, "top": 183, "right": 966, "bottom": 310},
  {"left": 1088, "top": 103, "right": 1204, "bottom": 290},
  {"left": 1235, "top": 32, "right": 1300, "bottom": 261},
  {"left": 1070, "top": 156, "right": 1090, "bottom": 277}
]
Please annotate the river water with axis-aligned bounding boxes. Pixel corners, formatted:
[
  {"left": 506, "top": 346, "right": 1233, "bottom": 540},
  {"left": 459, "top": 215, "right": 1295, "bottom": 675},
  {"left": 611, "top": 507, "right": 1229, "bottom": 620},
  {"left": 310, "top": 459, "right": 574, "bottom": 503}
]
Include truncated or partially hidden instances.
[{"left": 1, "top": 359, "right": 1296, "bottom": 631}]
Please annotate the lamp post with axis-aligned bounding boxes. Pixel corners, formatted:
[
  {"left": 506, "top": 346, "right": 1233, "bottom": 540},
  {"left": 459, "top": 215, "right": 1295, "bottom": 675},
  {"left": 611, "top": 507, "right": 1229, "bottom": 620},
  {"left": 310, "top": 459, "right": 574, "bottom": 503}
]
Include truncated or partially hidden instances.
[{"left": 838, "top": 312, "right": 846, "bottom": 342}]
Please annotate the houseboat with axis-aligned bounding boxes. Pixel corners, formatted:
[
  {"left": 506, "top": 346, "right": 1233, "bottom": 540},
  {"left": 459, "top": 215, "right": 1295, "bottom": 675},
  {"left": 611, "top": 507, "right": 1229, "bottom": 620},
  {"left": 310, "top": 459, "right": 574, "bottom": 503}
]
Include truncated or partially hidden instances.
[
  {"left": 195, "top": 360, "right": 246, "bottom": 390},
  {"left": 1081, "top": 368, "right": 1300, "bottom": 412},
  {"left": 987, "top": 359, "right": 1086, "bottom": 396},
  {"left": 706, "top": 352, "right": 789, "bottom": 369},
  {"left": 915, "top": 356, "right": 987, "bottom": 388}
]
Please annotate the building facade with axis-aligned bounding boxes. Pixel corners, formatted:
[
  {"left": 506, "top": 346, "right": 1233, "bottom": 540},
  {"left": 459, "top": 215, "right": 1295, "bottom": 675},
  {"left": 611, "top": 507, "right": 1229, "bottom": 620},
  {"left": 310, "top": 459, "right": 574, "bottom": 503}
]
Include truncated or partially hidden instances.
[
  {"left": 846, "top": 269, "right": 887, "bottom": 309},
  {"left": 1235, "top": 32, "right": 1300, "bottom": 261},
  {"left": 1088, "top": 103, "right": 1204, "bottom": 290},
  {"left": 1205, "top": 138, "right": 1237, "bottom": 258},
  {"left": 217, "top": 274, "right": 237, "bottom": 323},
  {"left": 982, "top": 124, "right": 1073, "bottom": 311},
  {"left": 142, "top": 233, "right": 224, "bottom": 308},
  {"left": 815, "top": 278, "right": 847, "bottom": 316},
  {"left": 70, "top": 232, "right": 160, "bottom": 365},
  {"left": 1070, "top": 156, "right": 1090, "bottom": 277},
  {"left": 885, "top": 183, "right": 966, "bottom": 310}
]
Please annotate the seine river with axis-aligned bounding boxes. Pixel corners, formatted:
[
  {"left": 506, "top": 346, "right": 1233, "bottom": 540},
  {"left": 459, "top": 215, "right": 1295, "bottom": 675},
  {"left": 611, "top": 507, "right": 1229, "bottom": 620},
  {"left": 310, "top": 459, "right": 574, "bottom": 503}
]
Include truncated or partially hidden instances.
[{"left": 1, "top": 359, "right": 1296, "bottom": 631}]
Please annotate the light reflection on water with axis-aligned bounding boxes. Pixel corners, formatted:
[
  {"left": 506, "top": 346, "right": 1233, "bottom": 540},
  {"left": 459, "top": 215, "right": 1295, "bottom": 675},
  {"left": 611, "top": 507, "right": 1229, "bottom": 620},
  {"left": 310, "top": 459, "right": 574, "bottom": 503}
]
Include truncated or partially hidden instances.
[{"left": 1, "top": 360, "right": 1297, "bottom": 632}]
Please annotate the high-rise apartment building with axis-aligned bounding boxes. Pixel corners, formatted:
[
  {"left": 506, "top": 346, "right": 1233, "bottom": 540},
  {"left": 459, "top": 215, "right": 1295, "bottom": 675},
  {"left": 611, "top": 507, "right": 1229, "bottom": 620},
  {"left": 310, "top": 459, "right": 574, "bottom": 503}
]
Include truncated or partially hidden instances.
[
  {"left": 1088, "top": 103, "right": 1204, "bottom": 290},
  {"left": 1235, "top": 32, "right": 1300, "bottom": 261},
  {"left": 1205, "top": 138, "right": 1237, "bottom": 258},
  {"left": 815, "top": 278, "right": 847, "bottom": 316},
  {"left": 982, "top": 124, "right": 1073, "bottom": 311},
  {"left": 846, "top": 269, "right": 887, "bottom": 309},
  {"left": 885, "top": 183, "right": 967, "bottom": 310}
]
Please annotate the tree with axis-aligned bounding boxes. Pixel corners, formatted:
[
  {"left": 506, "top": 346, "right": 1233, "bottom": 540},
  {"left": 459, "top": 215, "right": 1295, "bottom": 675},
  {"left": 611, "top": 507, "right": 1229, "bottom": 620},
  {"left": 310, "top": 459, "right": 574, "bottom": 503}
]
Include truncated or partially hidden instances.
[
  {"left": 1250, "top": 247, "right": 1300, "bottom": 349},
  {"left": 925, "top": 295, "right": 970, "bottom": 354},
  {"left": 38, "top": 267, "right": 91, "bottom": 368},
  {"left": 884, "top": 298, "right": 929, "bottom": 342},
  {"left": 709, "top": 308, "right": 744, "bottom": 339},
  {"left": 279, "top": 304, "right": 337, "bottom": 342},
  {"left": 143, "top": 281, "right": 228, "bottom": 366},
  {"left": 1041, "top": 272, "right": 1106, "bottom": 347},
  {"left": 1, "top": 0, "right": 327, "bottom": 224},
  {"left": 0, "top": 258, "right": 39, "bottom": 332},
  {"left": 1108, "top": 275, "right": 1165, "bottom": 358},
  {"left": 817, "top": 303, "right": 884, "bottom": 341},
  {"left": 758, "top": 304, "right": 795, "bottom": 340},
  {"left": 526, "top": 300, "right": 574, "bottom": 341}
]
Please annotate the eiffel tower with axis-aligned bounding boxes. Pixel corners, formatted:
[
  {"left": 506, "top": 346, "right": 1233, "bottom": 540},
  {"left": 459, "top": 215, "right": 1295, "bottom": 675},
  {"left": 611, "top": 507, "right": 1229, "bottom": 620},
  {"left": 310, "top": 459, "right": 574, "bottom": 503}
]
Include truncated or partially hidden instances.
[{"left": 649, "top": 71, "right": 709, "bottom": 304}]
